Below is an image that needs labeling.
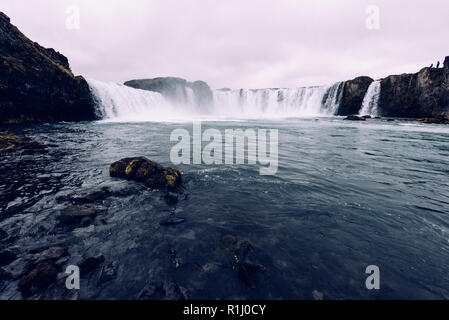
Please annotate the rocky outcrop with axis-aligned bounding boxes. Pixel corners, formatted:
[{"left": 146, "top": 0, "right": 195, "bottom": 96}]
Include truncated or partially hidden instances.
[
  {"left": 110, "top": 157, "right": 182, "bottom": 190},
  {"left": 444, "top": 56, "right": 449, "bottom": 82},
  {"left": 404, "top": 116, "right": 449, "bottom": 124},
  {"left": 18, "top": 262, "right": 58, "bottom": 298},
  {"left": 379, "top": 60, "right": 449, "bottom": 117},
  {"left": 124, "top": 77, "right": 213, "bottom": 111},
  {"left": 0, "top": 130, "right": 49, "bottom": 154},
  {"left": 58, "top": 205, "right": 102, "bottom": 225},
  {"left": 420, "top": 116, "right": 449, "bottom": 124},
  {"left": 343, "top": 115, "right": 366, "bottom": 121},
  {"left": 337, "top": 76, "right": 373, "bottom": 115},
  {"left": 0, "top": 12, "right": 97, "bottom": 124}
]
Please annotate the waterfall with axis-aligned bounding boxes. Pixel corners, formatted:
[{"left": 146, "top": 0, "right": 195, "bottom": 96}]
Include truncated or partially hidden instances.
[
  {"left": 88, "top": 79, "right": 194, "bottom": 121},
  {"left": 88, "top": 79, "right": 344, "bottom": 121},
  {"left": 359, "top": 80, "right": 381, "bottom": 116},
  {"left": 321, "top": 82, "right": 344, "bottom": 115},
  {"left": 212, "top": 82, "right": 344, "bottom": 117}
]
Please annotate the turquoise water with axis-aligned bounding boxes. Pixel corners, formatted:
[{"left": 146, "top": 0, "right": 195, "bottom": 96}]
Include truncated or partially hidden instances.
[{"left": 1, "top": 117, "right": 449, "bottom": 299}]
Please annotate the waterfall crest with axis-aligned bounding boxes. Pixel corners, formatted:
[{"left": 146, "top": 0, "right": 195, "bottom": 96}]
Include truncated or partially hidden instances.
[{"left": 88, "top": 79, "right": 345, "bottom": 121}]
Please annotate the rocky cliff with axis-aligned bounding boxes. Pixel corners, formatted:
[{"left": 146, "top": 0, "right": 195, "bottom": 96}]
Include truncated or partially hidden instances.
[
  {"left": 378, "top": 59, "right": 449, "bottom": 117},
  {"left": 0, "top": 12, "right": 97, "bottom": 124},
  {"left": 124, "top": 77, "right": 213, "bottom": 112},
  {"left": 337, "top": 76, "right": 373, "bottom": 115}
]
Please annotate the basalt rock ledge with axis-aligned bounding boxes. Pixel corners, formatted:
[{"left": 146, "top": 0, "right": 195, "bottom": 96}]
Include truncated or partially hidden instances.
[
  {"left": 378, "top": 58, "right": 449, "bottom": 117},
  {"left": 0, "top": 12, "right": 97, "bottom": 124}
]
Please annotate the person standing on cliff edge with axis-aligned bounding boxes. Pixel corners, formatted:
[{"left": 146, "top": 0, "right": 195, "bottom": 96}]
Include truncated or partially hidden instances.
[
  {"left": 430, "top": 64, "right": 434, "bottom": 68},
  {"left": 436, "top": 61, "right": 440, "bottom": 68}
]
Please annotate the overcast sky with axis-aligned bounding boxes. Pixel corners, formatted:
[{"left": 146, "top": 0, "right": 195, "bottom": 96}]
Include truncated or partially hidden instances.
[{"left": 1, "top": 0, "right": 448, "bottom": 89}]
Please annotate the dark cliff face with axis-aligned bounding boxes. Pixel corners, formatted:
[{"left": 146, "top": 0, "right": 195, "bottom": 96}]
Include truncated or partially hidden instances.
[
  {"left": 337, "top": 76, "right": 373, "bottom": 115},
  {"left": 0, "top": 12, "right": 97, "bottom": 124},
  {"left": 124, "top": 77, "right": 213, "bottom": 112},
  {"left": 379, "top": 59, "right": 449, "bottom": 117}
]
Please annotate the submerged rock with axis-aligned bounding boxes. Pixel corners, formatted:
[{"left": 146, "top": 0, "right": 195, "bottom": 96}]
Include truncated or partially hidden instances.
[
  {"left": 69, "top": 187, "right": 112, "bottom": 204},
  {"left": 237, "top": 261, "right": 268, "bottom": 289},
  {"left": 343, "top": 115, "right": 366, "bottom": 121},
  {"left": 420, "top": 116, "right": 449, "bottom": 124},
  {"left": 219, "top": 235, "right": 254, "bottom": 260},
  {"left": 0, "top": 249, "right": 17, "bottom": 266},
  {"left": 0, "top": 132, "right": 48, "bottom": 155},
  {"left": 161, "top": 280, "right": 190, "bottom": 300},
  {"left": 138, "top": 278, "right": 189, "bottom": 300},
  {"left": 58, "top": 205, "right": 101, "bottom": 224},
  {"left": 201, "top": 262, "right": 222, "bottom": 274},
  {"left": 31, "top": 246, "right": 68, "bottom": 265},
  {"left": 164, "top": 191, "right": 179, "bottom": 205},
  {"left": 138, "top": 282, "right": 158, "bottom": 299},
  {"left": 2, "top": 257, "right": 29, "bottom": 279},
  {"left": 96, "top": 261, "right": 118, "bottom": 287},
  {"left": 18, "top": 262, "right": 58, "bottom": 298},
  {"left": 80, "top": 255, "right": 105, "bottom": 276},
  {"left": 218, "top": 235, "right": 267, "bottom": 288},
  {"left": 0, "top": 228, "right": 7, "bottom": 240},
  {"left": 110, "top": 157, "right": 182, "bottom": 190},
  {"left": 0, "top": 267, "right": 12, "bottom": 281},
  {"left": 160, "top": 217, "right": 186, "bottom": 226}
]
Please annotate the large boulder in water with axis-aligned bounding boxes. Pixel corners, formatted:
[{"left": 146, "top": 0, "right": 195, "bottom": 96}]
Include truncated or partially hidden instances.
[
  {"left": 337, "top": 76, "right": 373, "bottom": 116},
  {"left": 110, "top": 157, "right": 182, "bottom": 190},
  {"left": 0, "top": 12, "right": 97, "bottom": 124},
  {"left": 343, "top": 115, "right": 366, "bottom": 121}
]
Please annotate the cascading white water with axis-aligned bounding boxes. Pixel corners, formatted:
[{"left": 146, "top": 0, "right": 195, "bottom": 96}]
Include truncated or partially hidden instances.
[
  {"left": 88, "top": 79, "right": 344, "bottom": 121},
  {"left": 359, "top": 80, "right": 381, "bottom": 116},
  {"left": 88, "top": 79, "right": 198, "bottom": 122},
  {"left": 213, "top": 82, "right": 344, "bottom": 118},
  {"left": 321, "top": 82, "right": 344, "bottom": 115}
]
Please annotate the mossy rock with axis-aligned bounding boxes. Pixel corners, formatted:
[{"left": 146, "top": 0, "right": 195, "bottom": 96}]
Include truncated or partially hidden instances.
[
  {"left": 110, "top": 157, "right": 182, "bottom": 190},
  {"left": 421, "top": 116, "right": 449, "bottom": 124},
  {"left": 0, "top": 131, "right": 48, "bottom": 155}
]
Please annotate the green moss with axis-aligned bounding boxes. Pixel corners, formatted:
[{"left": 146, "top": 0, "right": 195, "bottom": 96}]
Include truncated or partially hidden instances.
[
  {"left": 4, "top": 145, "right": 15, "bottom": 152},
  {"left": 0, "top": 134, "right": 22, "bottom": 143},
  {"left": 136, "top": 166, "right": 149, "bottom": 176},
  {"left": 1, "top": 55, "right": 25, "bottom": 72},
  {"left": 109, "top": 164, "right": 119, "bottom": 174},
  {"left": 125, "top": 159, "right": 140, "bottom": 176},
  {"left": 164, "top": 169, "right": 181, "bottom": 188},
  {"left": 4, "top": 115, "right": 36, "bottom": 124}
]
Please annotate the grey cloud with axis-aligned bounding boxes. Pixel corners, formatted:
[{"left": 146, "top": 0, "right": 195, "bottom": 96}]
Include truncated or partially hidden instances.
[{"left": 1, "top": 0, "right": 447, "bottom": 89}]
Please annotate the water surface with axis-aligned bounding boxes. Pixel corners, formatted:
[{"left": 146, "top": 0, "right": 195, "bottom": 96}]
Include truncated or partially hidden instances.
[{"left": 1, "top": 117, "right": 448, "bottom": 299}]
